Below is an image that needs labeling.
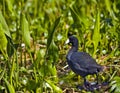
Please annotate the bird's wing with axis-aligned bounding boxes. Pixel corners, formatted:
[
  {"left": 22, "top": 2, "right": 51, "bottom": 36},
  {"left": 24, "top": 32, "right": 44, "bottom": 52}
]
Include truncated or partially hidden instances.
[{"left": 70, "top": 52, "right": 99, "bottom": 70}]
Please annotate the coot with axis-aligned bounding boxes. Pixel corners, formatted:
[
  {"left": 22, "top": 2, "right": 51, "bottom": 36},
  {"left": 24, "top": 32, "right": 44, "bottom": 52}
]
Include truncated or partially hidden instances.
[{"left": 65, "top": 35, "right": 104, "bottom": 90}]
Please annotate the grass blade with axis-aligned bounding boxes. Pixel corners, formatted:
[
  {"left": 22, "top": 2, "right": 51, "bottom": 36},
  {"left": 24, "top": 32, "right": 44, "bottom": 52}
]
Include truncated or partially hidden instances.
[
  {"left": 4, "top": 79, "right": 15, "bottom": 93},
  {"left": 92, "top": 9, "right": 101, "bottom": 56},
  {"left": 0, "top": 11, "right": 11, "bottom": 38},
  {"left": 5, "top": 0, "right": 13, "bottom": 13},
  {"left": 21, "top": 13, "right": 30, "bottom": 48},
  {"left": 47, "top": 17, "right": 60, "bottom": 50},
  {"left": 0, "top": 23, "right": 8, "bottom": 58}
]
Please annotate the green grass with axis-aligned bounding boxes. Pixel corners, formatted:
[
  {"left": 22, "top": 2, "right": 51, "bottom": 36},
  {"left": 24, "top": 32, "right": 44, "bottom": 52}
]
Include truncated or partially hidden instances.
[{"left": 0, "top": 0, "right": 120, "bottom": 93}]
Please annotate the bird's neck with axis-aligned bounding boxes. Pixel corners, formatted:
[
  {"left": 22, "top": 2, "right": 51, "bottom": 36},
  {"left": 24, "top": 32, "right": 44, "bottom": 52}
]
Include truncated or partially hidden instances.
[
  {"left": 69, "top": 45, "right": 78, "bottom": 53},
  {"left": 67, "top": 46, "right": 78, "bottom": 60}
]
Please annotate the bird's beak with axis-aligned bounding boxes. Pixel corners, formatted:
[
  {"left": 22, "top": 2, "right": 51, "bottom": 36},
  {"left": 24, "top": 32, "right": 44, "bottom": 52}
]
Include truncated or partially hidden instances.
[{"left": 65, "top": 39, "right": 70, "bottom": 45}]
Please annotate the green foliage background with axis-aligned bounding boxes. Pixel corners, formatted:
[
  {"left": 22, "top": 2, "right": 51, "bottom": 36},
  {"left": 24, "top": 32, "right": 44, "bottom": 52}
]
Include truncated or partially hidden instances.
[{"left": 0, "top": 0, "right": 120, "bottom": 93}]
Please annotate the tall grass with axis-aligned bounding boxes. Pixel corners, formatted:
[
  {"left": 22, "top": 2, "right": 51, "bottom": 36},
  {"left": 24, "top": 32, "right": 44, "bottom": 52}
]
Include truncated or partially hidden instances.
[{"left": 0, "top": 0, "right": 120, "bottom": 92}]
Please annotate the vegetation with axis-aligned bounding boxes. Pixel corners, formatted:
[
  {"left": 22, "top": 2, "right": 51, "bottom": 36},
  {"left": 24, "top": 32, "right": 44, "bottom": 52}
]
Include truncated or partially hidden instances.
[{"left": 0, "top": 0, "right": 120, "bottom": 93}]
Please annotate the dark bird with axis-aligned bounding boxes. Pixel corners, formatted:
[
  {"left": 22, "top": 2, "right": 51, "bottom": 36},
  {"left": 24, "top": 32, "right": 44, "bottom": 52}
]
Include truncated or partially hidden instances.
[{"left": 65, "top": 35, "right": 104, "bottom": 91}]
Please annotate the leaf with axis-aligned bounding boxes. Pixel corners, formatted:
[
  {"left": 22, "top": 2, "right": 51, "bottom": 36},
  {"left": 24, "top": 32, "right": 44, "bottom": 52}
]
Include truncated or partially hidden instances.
[
  {"left": 110, "top": 76, "right": 120, "bottom": 93},
  {"left": 70, "top": 6, "right": 89, "bottom": 27},
  {"left": 0, "top": 12, "right": 15, "bottom": 57},
  {"left": 7, "top": 37, "right": 15, "bottom": 57},
  {"left": 0, "top": 23, "right": 8, "bottom": 55},
  {"left": 4, "top": 79, "right": 15, "bottom": 93},
  {"left": 34, "top": 49, "right": 45, "bottom": 69},
  {"left": 46, "top": 80, "right": 62, "bottom": 93},
  {"left": 5, "top": 0, "right": 13, "bottom": 13},
  {"left": 105, "top": 0, "right": 111, "bottom": 13},
  {"left": 0, "top": 66, "right": 6, "bottom": 80},
  {"left": 47, "top": 17, "right": 60, "bottom": 50},
  {"left": 70, "top": 6, "right": 80, "bottom": 24},
  {"left": 10, "top": 59, "right": 15, "bottom": 85},
  {"left": 0, "top": 11, "right": 11, "bottom": 38},
  {"left": 48, "top": 40, "right": 59, "bottom": 63},
  {"left": 92, "top": 9, "right": 101, "bottom": 55},
  {"left": 21, "top": 13, "right": 30, "bottom": 48},
  {"left": 45, "top": 17, "right": 60, "bottom": 80}
]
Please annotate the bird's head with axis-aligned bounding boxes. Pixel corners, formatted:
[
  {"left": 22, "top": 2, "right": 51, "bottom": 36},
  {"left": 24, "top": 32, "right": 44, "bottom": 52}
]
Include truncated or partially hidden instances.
[{"left": 65, "top": 35, "right": 78, "bottom": 47}]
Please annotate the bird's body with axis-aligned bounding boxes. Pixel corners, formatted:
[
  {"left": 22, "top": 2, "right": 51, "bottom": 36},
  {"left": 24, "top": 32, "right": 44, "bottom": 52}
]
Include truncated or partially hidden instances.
[
  {"left": 66, "top": 35, "right": 104, "bottom": 91},
  {"left": 67, "top": 51, "right": 103, "bottom": 77}
]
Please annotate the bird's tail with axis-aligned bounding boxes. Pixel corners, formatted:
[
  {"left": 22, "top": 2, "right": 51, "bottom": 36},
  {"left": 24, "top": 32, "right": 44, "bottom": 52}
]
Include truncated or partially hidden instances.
[{"left": 102, "top": 65, "right": 115, "bottom": 71}]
